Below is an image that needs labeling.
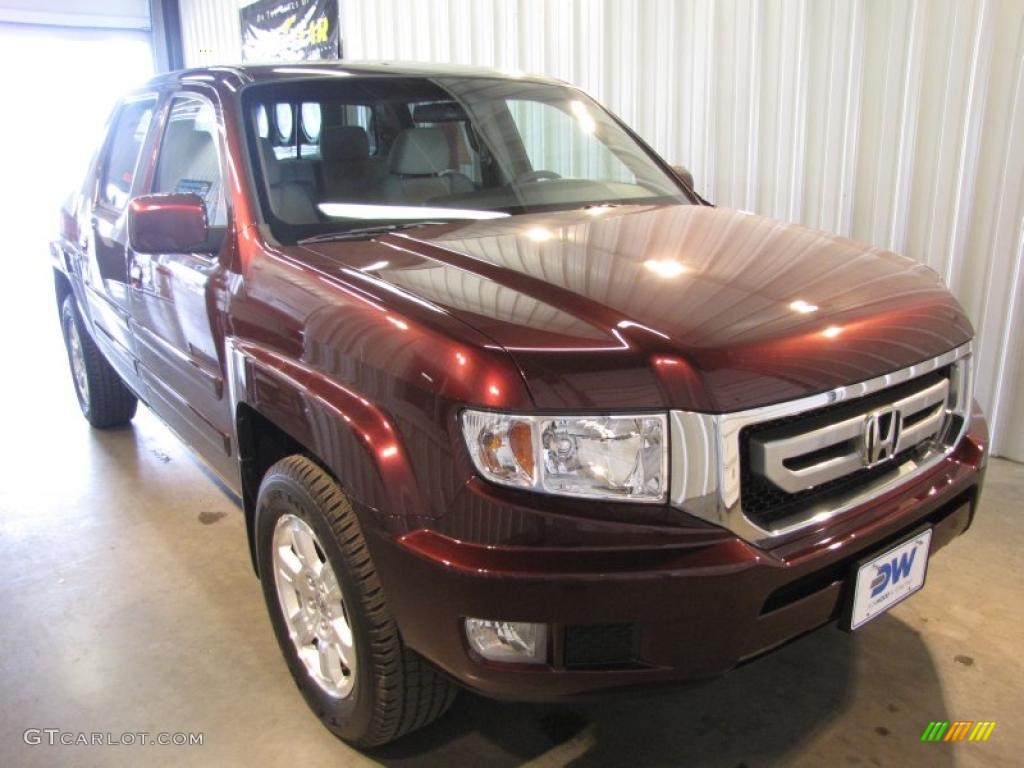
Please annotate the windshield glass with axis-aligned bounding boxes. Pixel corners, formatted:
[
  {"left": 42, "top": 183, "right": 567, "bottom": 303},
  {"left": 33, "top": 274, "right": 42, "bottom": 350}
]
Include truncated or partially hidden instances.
[{"left": 242, "top": 76, "right": 690, "bottom": 243}]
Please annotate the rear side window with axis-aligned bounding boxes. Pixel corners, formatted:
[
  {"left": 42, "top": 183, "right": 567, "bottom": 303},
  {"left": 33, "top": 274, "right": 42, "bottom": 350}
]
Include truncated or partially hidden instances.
[
  {"left": 275, "top": 103, "right": 294, "bottom": 142},
  {"left": 153, "top": 94, "right": 226, "bottom": 227},
  {"left": 301, "top": 102, "right": 322, "bottom": 142},
  {"left": 272, "top": 102, "right": 296, "bottom": 158},
  {"left": 299, "top": 102, "right": 321, "bottom": 157},
  {"left": 100, "top": 98, "right": 155, "bottom": 210},
  {"left": 255, "top": 104, "right": 270, "bottom": 138}
]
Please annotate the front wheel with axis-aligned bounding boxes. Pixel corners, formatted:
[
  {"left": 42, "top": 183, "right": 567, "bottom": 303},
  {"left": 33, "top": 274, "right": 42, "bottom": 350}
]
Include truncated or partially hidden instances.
[
  {"left": 255, "top": 455, "right": 456, "bottom": 747},
  {"left": 60, "top": 295, "right": 137, "bottom": 428}
]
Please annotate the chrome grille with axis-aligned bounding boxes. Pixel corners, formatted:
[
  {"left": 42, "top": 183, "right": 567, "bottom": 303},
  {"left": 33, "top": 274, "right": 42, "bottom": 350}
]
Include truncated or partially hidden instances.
[
  {"left": 748, "top": 373, "right": 949, "bottom": 494},
  {"left": 669, "top": 343, "right": 973, "bottom": 544},
  {"left": 739, "top": 368, "right": 951, "bottom": 528}
]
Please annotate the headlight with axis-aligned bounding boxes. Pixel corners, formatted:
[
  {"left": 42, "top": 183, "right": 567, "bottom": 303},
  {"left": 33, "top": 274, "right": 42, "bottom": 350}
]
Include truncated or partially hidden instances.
[{"left": 460, "top": 410, "right": 667, "bottom": 502}]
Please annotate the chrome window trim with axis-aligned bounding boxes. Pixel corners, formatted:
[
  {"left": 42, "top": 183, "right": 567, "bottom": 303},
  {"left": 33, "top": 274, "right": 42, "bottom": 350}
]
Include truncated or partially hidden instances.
[{"left": 670, "top": 342, "right": 973, "bottom": 545}]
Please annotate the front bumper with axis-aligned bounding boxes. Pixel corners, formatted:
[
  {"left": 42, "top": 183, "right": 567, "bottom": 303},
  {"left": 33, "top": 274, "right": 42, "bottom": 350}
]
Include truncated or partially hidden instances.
[{"left": 364, "top": 409, "right": 987, "bottom": 700}]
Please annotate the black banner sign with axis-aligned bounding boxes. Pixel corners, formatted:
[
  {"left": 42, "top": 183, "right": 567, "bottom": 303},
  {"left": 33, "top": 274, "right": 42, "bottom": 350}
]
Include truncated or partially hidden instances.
[{"left": 240, "top": 0, "right": 341, "bottom": 62}]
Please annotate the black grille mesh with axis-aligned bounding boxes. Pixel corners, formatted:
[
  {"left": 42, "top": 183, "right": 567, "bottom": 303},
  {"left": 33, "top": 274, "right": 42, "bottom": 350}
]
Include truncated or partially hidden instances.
[{"left": 563, "top": 624, "right": 637, "bottom": 669}]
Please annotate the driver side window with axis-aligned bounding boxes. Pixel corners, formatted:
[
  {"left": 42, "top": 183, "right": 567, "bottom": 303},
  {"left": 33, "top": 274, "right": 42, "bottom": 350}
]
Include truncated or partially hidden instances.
[{"left": 153, "top": 94, "right": 226, "bottom": 228}]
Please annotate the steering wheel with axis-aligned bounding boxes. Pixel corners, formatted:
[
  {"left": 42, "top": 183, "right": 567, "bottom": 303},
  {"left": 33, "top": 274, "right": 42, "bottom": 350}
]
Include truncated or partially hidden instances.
[{"left": 514, "top": 169, "right": 562, "bottom": 184}]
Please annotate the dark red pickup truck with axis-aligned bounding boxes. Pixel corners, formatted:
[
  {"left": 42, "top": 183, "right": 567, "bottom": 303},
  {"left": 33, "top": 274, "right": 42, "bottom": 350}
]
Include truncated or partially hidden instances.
[{"left": 52, "top": 62, "right": 987, "bottom": 747}]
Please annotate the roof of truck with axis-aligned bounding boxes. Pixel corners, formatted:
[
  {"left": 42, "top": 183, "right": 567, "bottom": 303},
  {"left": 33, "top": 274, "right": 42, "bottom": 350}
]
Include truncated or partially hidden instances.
[{"left": 146, "top": 60, "right": 564, "bottom": 89}]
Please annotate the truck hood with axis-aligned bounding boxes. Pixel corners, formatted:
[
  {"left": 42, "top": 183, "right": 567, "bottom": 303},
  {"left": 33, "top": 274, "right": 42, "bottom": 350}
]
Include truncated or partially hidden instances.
[{"left": 300, "top": 204, "right": 972, "bottom": 412}]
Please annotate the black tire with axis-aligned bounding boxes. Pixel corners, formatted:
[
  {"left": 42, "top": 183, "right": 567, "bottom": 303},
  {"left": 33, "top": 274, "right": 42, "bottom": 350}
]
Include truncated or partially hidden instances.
[
  {"left": 60, "top": 295, "right": 138, "bottom": 428},
  {"left": 255, "top": 455, "right": 456, "bottom": 747}
]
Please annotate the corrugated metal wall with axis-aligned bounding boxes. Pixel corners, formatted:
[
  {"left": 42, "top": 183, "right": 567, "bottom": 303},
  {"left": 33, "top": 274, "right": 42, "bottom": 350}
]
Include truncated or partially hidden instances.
[{"left": 180, "top": 0, "right": 1023, "bottom": 459}]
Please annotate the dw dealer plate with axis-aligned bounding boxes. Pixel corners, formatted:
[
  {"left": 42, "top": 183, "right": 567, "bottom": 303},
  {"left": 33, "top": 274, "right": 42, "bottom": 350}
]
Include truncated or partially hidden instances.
[{"left": 848, "top": 528, "right": 932, "bottom": 630}]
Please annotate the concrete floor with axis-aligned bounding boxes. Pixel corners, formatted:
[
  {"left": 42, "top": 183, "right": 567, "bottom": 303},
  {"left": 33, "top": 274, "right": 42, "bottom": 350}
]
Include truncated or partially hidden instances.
[{"left": 1, "top": 273, "right": 1022, "bottom": 767}]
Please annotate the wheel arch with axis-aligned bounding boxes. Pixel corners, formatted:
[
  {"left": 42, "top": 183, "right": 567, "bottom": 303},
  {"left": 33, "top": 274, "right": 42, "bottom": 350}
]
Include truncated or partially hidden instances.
[
  {"left": 228, "top": 338, "right": 425, "bottom": 573},
  {"left": 235, "top": 402, "right": 307, "bottom": 572},
  {"left": 53, "top": 267, "right": 73, "bottom": 312}
]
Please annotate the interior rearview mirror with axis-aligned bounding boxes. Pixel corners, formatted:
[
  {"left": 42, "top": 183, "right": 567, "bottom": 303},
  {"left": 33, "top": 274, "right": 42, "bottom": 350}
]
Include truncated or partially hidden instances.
[
  {"left": 127, "top": 193, "right": 209, "bottom": 254},
  {"left": 671, "top": 164, "right": 695, "bottom": 190}
]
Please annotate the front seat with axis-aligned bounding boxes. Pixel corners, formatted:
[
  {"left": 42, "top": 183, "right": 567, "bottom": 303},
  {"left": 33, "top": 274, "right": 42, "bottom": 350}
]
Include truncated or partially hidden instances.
[
  {"left": 258, "top": 138, "right": 318, "bottom": 224},
  {"left": 381, "top": 126, "right": 473, "bottom": 204},
  {"left": 320, "top": 125, "right": 384, "bottom": 200}
]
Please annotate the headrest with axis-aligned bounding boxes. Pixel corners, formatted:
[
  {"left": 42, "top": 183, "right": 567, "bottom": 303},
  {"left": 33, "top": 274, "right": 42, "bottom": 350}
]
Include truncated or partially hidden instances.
[
  {"left": 257, "top": 137, "right": 283, "bottom": 186},
  {"left": 321, "top": 125, "right": 370, "bottom": 162},
  {"left": 389, "top": 127, "right": 450, "bottom": 175}
]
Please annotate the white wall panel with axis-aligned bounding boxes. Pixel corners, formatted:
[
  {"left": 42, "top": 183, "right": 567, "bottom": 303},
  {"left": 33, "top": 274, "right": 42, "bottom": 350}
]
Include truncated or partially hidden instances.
[{"left": 179, "top": 0, "right": 1024, "bottom": 458}]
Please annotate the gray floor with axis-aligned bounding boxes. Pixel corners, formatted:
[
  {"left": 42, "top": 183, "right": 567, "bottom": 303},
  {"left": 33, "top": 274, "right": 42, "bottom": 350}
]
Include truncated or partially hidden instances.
[{"left": 1, "top": 278, "right": 1021, "bottom": 768}]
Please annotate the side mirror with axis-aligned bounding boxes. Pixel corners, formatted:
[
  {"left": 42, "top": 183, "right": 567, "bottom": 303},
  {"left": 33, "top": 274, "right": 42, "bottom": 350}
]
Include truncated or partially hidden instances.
[
  {"left": 127, "top": 193, "right": 209, "bottom": 254},
  {"left": 671, "top": 164, "right": 695, "bottom": 189}
]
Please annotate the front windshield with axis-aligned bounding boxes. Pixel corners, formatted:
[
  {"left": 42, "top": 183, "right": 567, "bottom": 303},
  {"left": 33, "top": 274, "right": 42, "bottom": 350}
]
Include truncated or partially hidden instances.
[{"left": 242, "top": 75, "right": 690, "bottom": 243}]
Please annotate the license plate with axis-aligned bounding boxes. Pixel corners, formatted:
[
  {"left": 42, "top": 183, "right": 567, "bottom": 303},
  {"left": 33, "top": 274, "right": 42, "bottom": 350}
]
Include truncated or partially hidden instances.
[{"left": 848, "top": 528, "right": 932, "bottom": 630}]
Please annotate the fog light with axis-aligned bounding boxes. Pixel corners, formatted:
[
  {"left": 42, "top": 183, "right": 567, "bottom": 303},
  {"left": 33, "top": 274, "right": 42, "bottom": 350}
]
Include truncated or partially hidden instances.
[{"left": 465, "top": 619, "right": 547, "bottom": 664}]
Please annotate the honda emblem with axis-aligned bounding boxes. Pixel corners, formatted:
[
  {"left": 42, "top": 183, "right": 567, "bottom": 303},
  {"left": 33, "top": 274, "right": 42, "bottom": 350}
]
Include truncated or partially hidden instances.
[{"left": 862, "top": 406, "right": 902, "bottom": 466}]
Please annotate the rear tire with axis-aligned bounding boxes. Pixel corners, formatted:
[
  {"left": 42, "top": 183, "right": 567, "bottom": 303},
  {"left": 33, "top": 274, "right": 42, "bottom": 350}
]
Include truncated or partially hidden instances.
[
  {"left": 60, "top": 295, "right": 137, "bottom": 428},
  {"left": 255, "top": 455, "right": 456, "bottom": 747}
]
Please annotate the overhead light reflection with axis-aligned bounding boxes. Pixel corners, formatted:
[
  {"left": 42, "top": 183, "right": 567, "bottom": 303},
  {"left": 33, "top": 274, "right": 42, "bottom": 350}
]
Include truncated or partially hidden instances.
[
  {"left": 363, "top": 260, "right": 389, "bottom": 271},
  {"left": 822, "top": 325, "right": 843, "bottom": 338},
  {"left": 319, "top": 202, "right": 508, "bottom": 220},
  {"left": 789, "top": 299, "right": 819, "bottom": 314},
  {"left": 526, "top": 226, "right": 553, "bottom": 242},
  {"left": 617, "top": 320, "right": 670, "bottom": 339},
  {"left": 570, "top": 100, "right": 597, "bottom": 133},
  {"left": 644, "top": 259, "right": 688, "bottom": 279},
  {"left": 386, "top": 316, "right": 409, "bottom": 330},
  {"left": 273, "top": 67, "right": 353, "bottom": 77}
]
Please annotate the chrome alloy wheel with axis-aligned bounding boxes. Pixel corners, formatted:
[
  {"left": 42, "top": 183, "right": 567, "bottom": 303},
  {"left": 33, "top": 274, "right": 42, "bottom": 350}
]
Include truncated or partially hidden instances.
[
  {"left": 272, "top": 514, "right": 356, "bottom": 698},
  {"left": 65, "top": 317, "right": 89, "bottom": 405}
]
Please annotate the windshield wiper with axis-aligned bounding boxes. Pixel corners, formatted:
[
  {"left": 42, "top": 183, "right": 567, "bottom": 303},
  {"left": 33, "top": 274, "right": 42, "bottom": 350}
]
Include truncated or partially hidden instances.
[{"left": 298, "top": 221, "right": 450, "bottom": 244}]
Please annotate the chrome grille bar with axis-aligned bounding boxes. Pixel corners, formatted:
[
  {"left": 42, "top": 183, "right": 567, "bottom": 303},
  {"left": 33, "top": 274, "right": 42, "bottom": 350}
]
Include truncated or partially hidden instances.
[
  {"left": 749, "top": 377, "right": 950, "bottom": 494},
  {"left": 894, "top": 378, "right": 950, "bottom": 451}
]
